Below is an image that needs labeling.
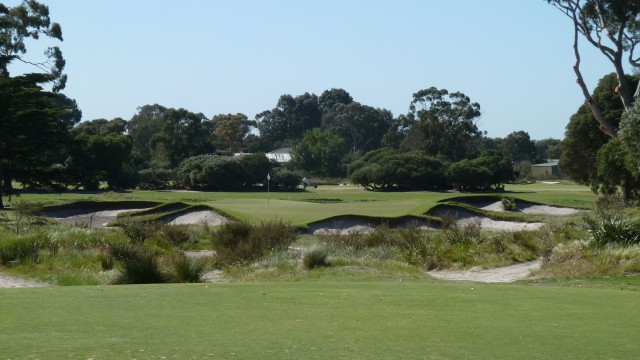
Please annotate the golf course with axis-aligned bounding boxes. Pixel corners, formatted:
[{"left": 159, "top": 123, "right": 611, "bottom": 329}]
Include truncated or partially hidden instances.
[{"left": 1, "top": 182, "right": 639, "bottom": 359}]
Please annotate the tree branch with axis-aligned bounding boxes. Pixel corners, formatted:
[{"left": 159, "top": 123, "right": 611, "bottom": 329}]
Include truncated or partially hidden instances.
[{"left": 571, "top": 15, "right": 618, "bottom": 138}]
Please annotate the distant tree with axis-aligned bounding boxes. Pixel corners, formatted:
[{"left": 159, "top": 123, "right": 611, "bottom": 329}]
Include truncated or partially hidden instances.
[
  {"left": 321, "top": 102, "right": 393, "bottom": 154},
  {"left": 67, "top": 118, "right": 132, "bottom": 189},
  {"left": 212, "top": 113, "right": 256, "bottom": 152},
  {"left": 448, "top": 151, "right": 513, "bottom": 191},
  {"left": 534, "top": 138, "right": 562, "bottom": 160},
  {"left": 381, "top": 114, "right": 415, "bottom": 149},
  {"left": 348, "top": 149, "right": 447, "bottom": 191},
  {"left": 548, "top": 0, "right": 640, "bottom": 138},
  {"left": 400, "top": 87, "right": 482, "bottom": 161},
  {"left": 502, "top": 131, "right": 538, "bottom": 163},
  {"left": 256, "top": 93, "right": 322, "bottom": 150},
  {"left": 128, "top": 105, "right": 215, "bottom": 169},
  {"left": 318, "top": 88, "right": 353, "bottom": 113},
  {"left": 0, "top": 0, "right": 67, "bottom": 91},
  {"left": 292, "top": 128, "right": 348, "bottom": 177},
  {"left": 128, "top": 104, "right": 168, "bottom": 168}
]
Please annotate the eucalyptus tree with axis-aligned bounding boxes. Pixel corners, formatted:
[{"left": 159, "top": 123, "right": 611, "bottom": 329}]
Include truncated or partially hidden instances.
[
  {"left": 212, "top": 113, "right": 256, "bottom": 152},
  {"left": 548, "top": 0, "right": 640, "bottom": 137},
  {"left": 400, "top": 87, "right": 482, "bottom": 162},
  {"left": 256, "top": 92, "right": 322, "bottom": 150},
  {"left": 0, "top": 0, "right": 66, "bottom": 91}
]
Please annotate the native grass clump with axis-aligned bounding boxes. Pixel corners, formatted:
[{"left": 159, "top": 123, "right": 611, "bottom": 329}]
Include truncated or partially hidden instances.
[
  {"left": 535, "top": 196, "right": 640, "bottom": 278},
  {"left": 0, "top": 215, "right": 212, "bottom": 285},
  {"left": 210, "top": 220, "right": 298, "bottom": 266}
]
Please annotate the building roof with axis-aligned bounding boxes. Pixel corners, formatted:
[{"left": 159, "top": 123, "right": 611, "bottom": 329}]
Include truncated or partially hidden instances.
[{"left": 531, "top": 160, "right": 559, "bottom": 167}]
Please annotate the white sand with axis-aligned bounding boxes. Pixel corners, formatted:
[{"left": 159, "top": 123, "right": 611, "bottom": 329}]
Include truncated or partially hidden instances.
[
  {"left": 168, "top": 210, "right": 230, "bottom": 226},
  {"left": 427, "top": 260, "right": 541, "bottom": 283}
]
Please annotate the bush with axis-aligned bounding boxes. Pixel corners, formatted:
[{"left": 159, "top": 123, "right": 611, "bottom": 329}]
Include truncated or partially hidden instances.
[
  {"left": 395, "top": 226, "right": 429, "bottom": 266},
  {"left": 583, "top": 195, "right": 640, "bottom": 247},
  {"left": 119, "top": 219, "right": 161, "bottom": 245},
  {"left": 302, "top": 247, "right": 330, "bottom": 270},
  {"left": 501, "top": 197, "right": 517, "bottom": 211},
  {"left": 170, "top": 253, "right": 208, "bottom": 282},
  {"left": 108, "top": 243, "right": 168, "bottom": 284},
  {"left": 161, "top": 225, "right": 194, "bottom": 248},
  {"left": 211, "top": 220, "right": 297, "bottom": 266}
]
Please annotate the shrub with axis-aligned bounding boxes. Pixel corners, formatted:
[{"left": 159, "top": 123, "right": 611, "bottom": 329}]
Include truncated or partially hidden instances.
[
  {"left": 363, "top": 223, "right": 396, "bottom": 247},
  {"left": 170, "top": 253, "right": 208, "bottom": 283},
  {"left": 109, "top": 244, "right": 168, "bottom": 284},
  {"left": 302, "top": 247, "right": 330, "bottom": 270},
  {"left": 395, "top": 226, "right": 429, "bottom": 266},
  {"left": 99, "top": 253, "right": 114, "bottom": 270},
  {"left": 211, "top": 220, "right": 297, "bottom": 266},
  {"left": 161, "top": 224, "right": 194, "bottom": 248},
  {"left": 119, "top": 219, "right": 161, "bottom": 245},
  {"left": 583, "top": 195, "right": 640, "bottom": 247},
  {"left": 501, "top": 197, "right": 517, "bottom": 211}
]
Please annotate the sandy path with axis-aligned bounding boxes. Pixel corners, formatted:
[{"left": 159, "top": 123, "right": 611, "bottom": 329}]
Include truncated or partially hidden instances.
[
  {"left": 0, "top": 273, "right": 49, "bottom": 288},
  {"left": 427, "top": 260, "right": 541, "bottom": 283}
]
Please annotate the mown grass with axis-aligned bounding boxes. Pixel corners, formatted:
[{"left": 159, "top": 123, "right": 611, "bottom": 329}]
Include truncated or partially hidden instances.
[{"left": 1, "top": 282, "right": 639, "bottom": 359}]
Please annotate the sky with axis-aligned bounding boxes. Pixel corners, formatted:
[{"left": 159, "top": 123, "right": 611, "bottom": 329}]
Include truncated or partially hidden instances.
[{"left": 5, "top": 0, "right": 625, "bottom": 140}]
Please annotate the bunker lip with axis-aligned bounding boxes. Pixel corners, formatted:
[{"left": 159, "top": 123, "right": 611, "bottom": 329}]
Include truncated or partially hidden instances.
[
  {"left": 39, "top": 201, "right": 160, "bottom": 228},
  {"left": 439, "top": 196, "right": 581, "bottom": 215}
]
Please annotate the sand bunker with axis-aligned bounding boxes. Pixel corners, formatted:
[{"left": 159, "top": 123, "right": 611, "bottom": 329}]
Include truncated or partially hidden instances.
[
  {"left": 452, "top": 198, "right": 581, "bottom": 216},
  {"left": 307, "top": 216, "right": 435, "bottom": 235},
  {"left": 166, "top": 210, "right": 230, "bottom": 226},
  {"left": 427, "top": 260, "right": 541, "bottom": 283},
  {"left": 48, "top": 208, "right": 151, "bottom": 228},
  {"left": 457, "top": 216, "right": 545, "bottom": 231}
]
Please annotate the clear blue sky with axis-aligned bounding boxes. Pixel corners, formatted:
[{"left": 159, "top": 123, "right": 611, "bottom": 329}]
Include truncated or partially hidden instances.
[{"left": 7, "top": 0, "right": 622, "bottom": 140}]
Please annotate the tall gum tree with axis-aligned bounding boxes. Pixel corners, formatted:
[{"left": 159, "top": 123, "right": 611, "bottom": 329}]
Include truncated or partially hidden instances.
[{"left": 548, "top": 0, "right": 640, "bottom": 138}]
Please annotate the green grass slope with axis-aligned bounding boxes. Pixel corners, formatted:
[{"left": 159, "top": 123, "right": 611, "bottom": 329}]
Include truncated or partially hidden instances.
[{"left": 1, "top": 282, "right": 638, "bottom": 359}]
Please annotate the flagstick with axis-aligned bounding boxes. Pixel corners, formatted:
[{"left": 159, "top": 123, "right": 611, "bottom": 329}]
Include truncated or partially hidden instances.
[{"left": 267, "top": 173, "right": 270, "bottom": 205}]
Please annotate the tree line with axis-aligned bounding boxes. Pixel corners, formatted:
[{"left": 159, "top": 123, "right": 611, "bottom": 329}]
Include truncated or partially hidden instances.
[{"left": 4, "top": 0, "right": 606, "bottom": 209}]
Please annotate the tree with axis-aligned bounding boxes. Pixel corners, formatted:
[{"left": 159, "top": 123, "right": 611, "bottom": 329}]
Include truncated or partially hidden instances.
[
  {"left": 548, "top": 0, "right": 640, "bottom": 138},
  {"left": 502, "top": 131, "right": 538, "bottom": 163},
  {"left": 0, "top": 0, "right": 66, "bottom": 91},
  {"left": 256, "top": 93, "right": 322, "bottom": 150},
  {"left": 128, "top": 105, "right": 215, "bottom": 169},
  {"left": 595, "top": 139, "right": 639, "bottom": 199},
  {"left": 127, "top": 104, "right": 167, "bottom": 168},
  {"left": 321, "top": 102, "right": 393, "bottom": 154},
  {"left": 400, "top": 87, "right": 482, "bottom": 162},
  {"left": 67, "top": 118, "right": 132, "bottom": 189},
  {"left": 560, "top": 73, "right": 638, "bottom": 191},
  {"left": 0, "top": 74, "right": 79, "bottom": 207},
  {"left": 619, "top": 99, "right": 640, "bottom": 169},
  {"left": 318, "top": 88, "right": 353, "bottom": 113},
  {"left": 535, "top": 138, "right": 563, "bottom": 160},
  {"left": 292, "top": 128, "right": 348, "bottom": 177},
  {"left": 212, "top": 113, "right": 256, "bottom": 152}
]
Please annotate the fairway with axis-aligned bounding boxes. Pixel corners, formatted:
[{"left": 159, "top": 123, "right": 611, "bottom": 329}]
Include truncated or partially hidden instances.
[{"left": 1, "top": 281, "right": 638, "bottom": 359}]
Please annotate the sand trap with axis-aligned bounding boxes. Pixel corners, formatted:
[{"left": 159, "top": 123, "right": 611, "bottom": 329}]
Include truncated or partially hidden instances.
[
  {"left": 50, "top": 208, "right": 151, "bottom": 228},
  {"left": 457, "top": 216, "right": 545, "bottom": 231},
  {"left": 167, "top": 210, "right": 230, "bottom": 226},
  {"left": 0, "top": 273, "right": 49, "bottom": 288},
  {"left": 427, "top": 260, "right": 541, "bottom": 283},
  {"left": 480, "top": 201, "right": 580, "bottom": 216}
]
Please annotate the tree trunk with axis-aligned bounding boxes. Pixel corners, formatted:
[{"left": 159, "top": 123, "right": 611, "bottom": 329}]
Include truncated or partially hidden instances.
[{"left": 571, "top": 23, "right": 618, "bottom": 138}]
